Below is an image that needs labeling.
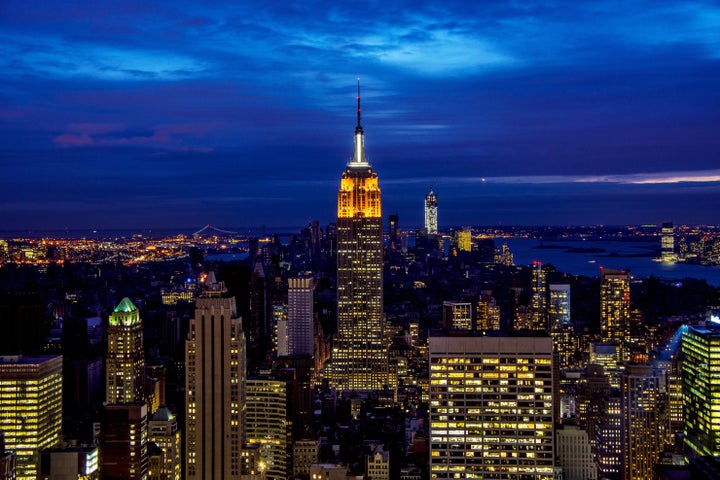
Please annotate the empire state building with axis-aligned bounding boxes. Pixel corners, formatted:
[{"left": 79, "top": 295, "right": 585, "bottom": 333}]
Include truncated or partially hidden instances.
[{"left": 330, "top": 83, "right": 389, "bottom": 392}]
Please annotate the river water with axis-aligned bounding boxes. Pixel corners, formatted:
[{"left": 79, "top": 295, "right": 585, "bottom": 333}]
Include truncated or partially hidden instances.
[{"left": 501, "top": 237, "right": 720, "bottom": 285}]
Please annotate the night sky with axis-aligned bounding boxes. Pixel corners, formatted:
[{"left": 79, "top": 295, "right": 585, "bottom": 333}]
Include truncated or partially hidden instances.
[{"left": 2, "top": 1, "right": 719, "bottom": 231}]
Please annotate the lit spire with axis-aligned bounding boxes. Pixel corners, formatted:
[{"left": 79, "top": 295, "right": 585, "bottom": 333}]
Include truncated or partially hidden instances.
[{"left": 349, "top": 77, "right": 369, "bottom": 167}]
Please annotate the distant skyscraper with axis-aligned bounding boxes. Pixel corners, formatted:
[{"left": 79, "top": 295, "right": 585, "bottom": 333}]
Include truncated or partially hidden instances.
[
  {"left": 0, "top": 356, "right": 62, "bottom": 480},
  {"left": 185, "top": 278, "right": 247, "bottom": 479},
  {"left": 661, "top": 222, "right": 676, "bottom": 263},
  {"left": 389, "top": 214, "right": 399, "bottom": 251},
  {"left": 455, "top": 228, "right": 472, "bottom": 252},
  {"left": 600, "top": 268, "right": 631, "bottom": 361},
  {"left": 429, "top": 334, "right": 554, "bottom": 479},
  {"left": 425, "top": 188, "right": 438, "bottom": 234},
  {"left": 549, "top": 284, "right": 574, "bottom": 367},
  {"left": 331, "top": 82, "right": 389, "bottom": 392},
  {"left": 442, "top": 301, "right": 472, "bottom": 331},
  {"left": 106, "top": 297, "right": 145, "bottom": 404},
  {"left": 287, "top": 275, "right": 314, "bottom": 357},
  {"left": 682, "top": 324, "right": 720, "bottom": 457},
  {"left": 530, "top": 261, "right": 548, "bottom": 330},
  {"left": 476, "top": 291, "right": 501, "bottom": 331}
]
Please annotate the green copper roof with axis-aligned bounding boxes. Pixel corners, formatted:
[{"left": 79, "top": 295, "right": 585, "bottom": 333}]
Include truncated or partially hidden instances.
[
  {"left": 114, "top": 297, "right": 137, "bottom": 313},
  {"left": 152, "top": 405, "right": 175, "bottom": 422}
]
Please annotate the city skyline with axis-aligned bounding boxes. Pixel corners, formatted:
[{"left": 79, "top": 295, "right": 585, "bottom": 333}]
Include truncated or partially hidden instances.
[{"left": 2, "top": 1, "right": 720, "bottom": 229}]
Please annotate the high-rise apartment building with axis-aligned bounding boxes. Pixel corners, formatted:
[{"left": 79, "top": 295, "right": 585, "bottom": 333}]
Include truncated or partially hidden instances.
[
  {"left": 148, "top": 406, "right": 181, "bottom": 480},
  {"left": 287, "top": 276, "right": 314, "bottom": 357},
  {"left": 530, "top": 261, "right": 547, "bottom": 331},
  {"left": 185, "top": 278, "right": 247, "bottom": 480},
  {"left": 425, "top": 188, "right": 438, "bottom": 235},
  {"left": 101, "top": 403, "right": 148, "bottom": 480},
  {"left": 682, "top": 324, "right": 720, "bottom": 457},
  {"left": 429, "top": 334, "right": 554, "bottom": 479},
  {"left": 660, "top": 222, "right": 676, "bottom": 263},
  {"left": 106, "top": 297, "right": 145, "bottom": 404},
  {"left": 600, "top": 268, "right": 631, "bottom": 361},
  {"left": 0, "top": 355, "right": 62, "bottom": 480},
  {"left": 620, "top": 364, "right": 663, "bottom": 480},
  {"left": 595, "top": 391, "right": 622, "bottom": 480},
  {"left": 245, "top": 379, "right": 291, "bottom": 480},
  {"left": 330, "top": 84, "right": 389, "bottom": 392},
  {"left": 549, "top": 284, "right": 574, "bottom": 368}
]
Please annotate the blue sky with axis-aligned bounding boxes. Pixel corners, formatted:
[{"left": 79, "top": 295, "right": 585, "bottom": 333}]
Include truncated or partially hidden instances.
[{"left": 1, "top": 1, "right": 719, "bottom": 230}]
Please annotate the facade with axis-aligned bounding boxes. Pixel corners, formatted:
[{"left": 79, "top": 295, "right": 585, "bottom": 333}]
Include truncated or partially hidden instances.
[
  {"left": 101, "top": 403, "right": 148, "bottom": 480},
  {"left": 0, "top": 355, "right": 63, "bottom": 480},
  {"left": 293, "top": 439, "right": 319, "bottom": 479},
  {"left": 287, "top": 276, "right": 314, "bottom": 357},
  {"left": 455, "top": 228, "right": 472, "bottom": 252},
  {"left": 424, "top": 188, "right": 438, "bottom": 235},
  {"left": 442, "top": 301, "right": 472, "bottom": 331},
  {"left": 476, "top": 292, "right": 501, "bottom": 331},
  {"left": 39, "top": 446, "right": 100, "bottom": 480},
  {"left": 185, "top": 286, "right": 247, "bottom": 480},
  {"left": 148, "top": 406, "right": 181, "bottom": 480},
  {"left": 549, "top": 284, "right": 574, "bottom": 368},
  {"left": 620, "top": 364, "right": 663, "bottom": 480},
  {"left": 366, "top": 447, "right": 390, "bottom": 480},
  {"left": 106, "top": 297, "right": 145, "bottom": 404},
  {"left": 595, "top": 392, "right": 622, "bottom": 480},
  {"left": 660, "top": 222, "right": 675, "bottom": 263},
  {"left": 555, "top": 425, "right": 596, "bottom": 480},
  {"left": 245, "top": 379, "right": 291, "bottom": 480},
  {"left": 530, "top": 261, "right": 547, "bottom": 331},
  {"left": 429, "top": 334, "right": 554, "bottom": 479},
  {"left": 330, "top": 86, "right": 389, "bottom": 392},
  {"left": 682, "top": 325, "right": 720, "bottom": 457},
  {"left": 600, "top": 269, "right": 631, "bottom": 362}
]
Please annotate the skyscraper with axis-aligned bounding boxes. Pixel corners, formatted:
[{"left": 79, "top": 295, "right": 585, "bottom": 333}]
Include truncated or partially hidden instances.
[
  {"left": 245, "top": 379, "right": 291, "bottom": 480},
  {"left": 682, "top": 324, "right": 720, "bottom": 457},
  {"left": 330, "top": 82, "right": 388, "bottom": 392},
  {"left": 429, "top": 334, "right": 554, "bottom": 479},
  {"left": 425, "top": 187, "right": 438, "bottom": 235},
  {"left": 287, "top": 275, "right": 314, "bottom": 357},
  {"left": 106, "top": 297, "right": 145, "bottom": 404},
  {"left": 185, "top": 278, "right": 247, "bottom": 479},
  {"left": 148, "top": 406, "right": 181, "bottom": 480},
  {"left": 101, "top": 403, "right": 148, "bottom": 480},
  {"left": 530, "top": 261, "right": 547, "bottom": 331},
  {"left": 549, "top": 283, "right": 574, "bottom": 368},
  {"left": 0, "top": 355, "right": 63, "bottom": 480},
  {"left": 600, "top": 268, "right": 631, "bottom": 361},
  {"left": 660, "top": 222, "right": 676, "bottom": 263}
]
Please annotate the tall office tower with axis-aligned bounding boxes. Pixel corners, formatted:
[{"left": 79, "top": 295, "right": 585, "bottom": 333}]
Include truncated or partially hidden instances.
[
  {"left": 549, "top": 284, "right": 574, "bottom": 367},
  {"left": 185, "top": 278, "right": 247, "bottom": 480},
  {"left": 600, "top": 268, "right": 631, "bottom": 362},
  {"left": 274, "top": 303, "right": 289, "bottom": 357},
  {"left": 0, "top": 356, "right": 62, "bottom": 480},
  {"left": 660, "top": 222, "right": 676, "bottom": 263},
  {"left": 682, "top": 324, "right": 720, "bottom": 457},
  {"left": 389, "top": 214, "right": 399, "bottom": 251},
  {"left": 595, "top": 391, "right": 622, "bottom": 480},
  {"left": 425, "top": 187, "right": 438, "bottom": 235},
  {"left": 666, "top": 354, "right": 683, "bottom": 438},
  {"left": 287, "top": 275, "right": 314, "bottom": 356},
  {"left": 148, "top": 406, "right": 181, "bottom": 480},
  {"left": 530, "top": 261, "right": 548, "bottom": 331},
  {"left": 455, "top": 228, "right": 472, "bottom": 252},
  {"left": 429, "top": 334, "right": 554, "bottom": 479},
  {"left": 575, "top": 364, "right": 610, "bottom": 448},
  {"left": 101, "top": 403, "right": 148, "bottom": 480},
  {"left": 590, "top": 342, "right": 622, "bottom": 389},
  {"left": 476, "top": 292, "right": 501, "bottom": 331},
  {"left": 620, "top": 364, "right": 663, "bottom": 480},
  {"left": 331, "top": 82, "right": 389, "bottom": 392},
  {"left": 555, "top": 425, "right": 596, "bottom": 480},
  {"left": 245, "top": 379, "right": 291, "bottom": 480},
  {"left": 442, "top": 301, "right": 473, "bottom": 331},
  {"left": 106, "top": 297, "right": 145, "bottom": 404},
  {"left": 249, "top": 258, "right": 267, "bottom": 355}
]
